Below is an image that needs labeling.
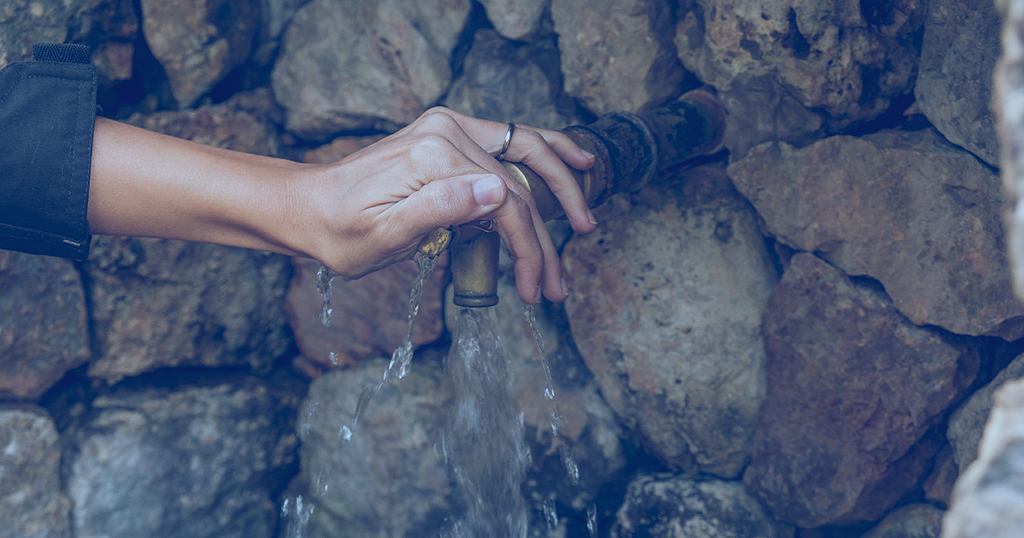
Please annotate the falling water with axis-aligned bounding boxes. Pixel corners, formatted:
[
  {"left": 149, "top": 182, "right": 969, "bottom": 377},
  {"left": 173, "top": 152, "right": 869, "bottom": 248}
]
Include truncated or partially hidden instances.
[
  {"left": 316, "top": 264, "right": 339, "bottom": 328},
  {"left": 440, "top": 307, "right": 530, "bottom": 538},
  {"left": 280, "top": 495, "right": 314, "bottom": 538}
]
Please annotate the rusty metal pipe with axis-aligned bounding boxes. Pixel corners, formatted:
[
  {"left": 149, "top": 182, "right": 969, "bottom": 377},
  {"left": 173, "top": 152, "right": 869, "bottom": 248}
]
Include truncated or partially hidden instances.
[{"left": 428, "top": 88, "right": 727, "bottom": 308}]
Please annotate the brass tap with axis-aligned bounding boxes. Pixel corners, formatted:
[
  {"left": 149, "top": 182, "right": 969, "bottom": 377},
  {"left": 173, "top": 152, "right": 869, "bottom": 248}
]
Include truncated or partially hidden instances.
[{"left": 420, "top": 88, "right": 727, "bottom": 308}]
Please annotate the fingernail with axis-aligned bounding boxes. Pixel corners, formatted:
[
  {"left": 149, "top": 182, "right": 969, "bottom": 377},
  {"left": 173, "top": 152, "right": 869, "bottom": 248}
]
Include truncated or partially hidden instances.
[
  {"left": 560, "top": 274, "right": 569, "bottom": 297},
  {"left": 473, "top": 175, "right": 503, "bottom": 207},
  {"left": 587, "top": 209, "right": 598, "bottom": 225},
  {"left": 582, "top": 149, "right": 595, "bottom": 159}
]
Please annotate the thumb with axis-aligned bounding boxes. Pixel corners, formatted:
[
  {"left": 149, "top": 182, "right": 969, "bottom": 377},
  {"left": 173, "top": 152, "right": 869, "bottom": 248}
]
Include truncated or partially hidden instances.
[{"left": 401, "top": 173, "right": 507, "bottom": 233}]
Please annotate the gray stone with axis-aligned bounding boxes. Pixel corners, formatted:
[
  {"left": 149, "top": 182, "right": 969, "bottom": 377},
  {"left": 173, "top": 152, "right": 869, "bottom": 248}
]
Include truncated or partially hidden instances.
[
  {"left": 862, "top": 504, "right": 943, "bottom": 538},
  {"left": 443, "top": 30, "right": 580, "bottom": 131},
  {"left": 948, "top": 353, "right": 1024, "bottom": 472},
  {"left": 611, "top": 473, "right": 794, "bottom": 538},
  {"left": 479, "top": 0, "right": 549, "bottom": 41},
  {"left": 66, "top": 377, "right": 300, "bottom": 538},
  {"left": 272, "top": 0, "right": 470, "bottom": 140},
  {"left": 677, "top": 0, "right": 925, "bottom": 158},
  {"left": 563, "top": 163, "right": 779, "bottom": 478},
  {"left": 259, "top": 0, "right": 312, "bottom": 41},
  {"left": 85, "top": 237, "right": 292, "bottom": 383},
  {"left": 942, "top": 377, "right": 1024, "bottom": 538},
  {"left": 140, "top": 0, "right": 258, "bottom": 107},
  {"left": 551, "top": 0, "right": 685, "bottom": 115},
  {"left": 285, "top": 255, "right": 448, "bottom": 371},
  {"left": 745, "top": 253, "right": 978, "bottom": 528},
  {"left": 0, "top": 407, "right": 71, "bottom": 538},
  {"left": 0, "top": 251, "right": 89, "bottom": 400},
  {"left": 916, "top": 0, "right": 1000, "bottom": 166},
  {"left": 728, "top": 129, "right": 1024, "bottom": 338},
  {"left": 0, "top": 0, "right": 74, "bottom": 68},
  {"left": 923, "top": 444, "right": 958, "bottom": 507},
  {"left": 291, "top": 357, "right": 454, "bottom": 538}
]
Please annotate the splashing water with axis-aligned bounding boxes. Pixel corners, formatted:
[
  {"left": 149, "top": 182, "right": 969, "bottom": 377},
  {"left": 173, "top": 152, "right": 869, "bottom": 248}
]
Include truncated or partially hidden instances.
[
  {"left": 280, "top": 495, "right": 314, "bottom": 538},
  {"left": 440, "top": 307, "right": 530, "bottom": 538},
  {"left": 587, "top": 503, "right": 598, "bottom": 538},
  {"left": 522, "top": 303, "right": 580, "bottom": 487},
  {"left": 316, "top": 264, "right": 339, "bottom": 328},
  {"left": 339, "top": 252, "right": 440, "bottom": 443}
]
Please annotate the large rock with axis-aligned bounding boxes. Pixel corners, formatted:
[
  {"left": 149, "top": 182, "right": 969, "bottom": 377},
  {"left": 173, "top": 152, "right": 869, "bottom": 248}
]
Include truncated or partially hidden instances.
[
  {"left": 65, "top": 376, "right": 300, "bottom": 538},
  {"left": 862, "top": 504, "right": 944, "bottom": 538},
  {"left": 942, "top": 377, "right": 1024, "bottom": 538},
  {"left": 0, "top": 407, "right": 71, "bottom": 538},
  {"left": 728, "top": 129, "right": 1024, "bottom": 338},
  {"left": 551, "top": 0, "right": 685, "bottom": 115},
  {"left": 272, "top": 0, "right": 470, "bottom": 140},
  {"left": 479, "top": 0, "right": 549, "bottom": 41},
  {"left": 947, "top": 352, "right": 1024, "bottom": 472},
  {"left": 611, "top": 473, "right": 794, "bottom": 538},
  {"left": 563, "top": 163, "right": 779, "bottom": 478},
  {"left": 915, "top": 0, "right": 1000, "bottom": 166},
  {"left": 0, "top": 251, "right": 89, "bottom": 400},
  {"left": 140, "top": 0, "right": 258, "bottom": 107},
  {"left": 744, "top": 253, "right": 979, "bottom": 528},
  {"left": 286, "top": 256, "right": 448, "bottom": 370},
  {"left": 443, "top": 30, "right": 581, "bottom": 131},
  {"left": 85, "top": 237, "right": 292, "bottom": 383},
  {"left": 677, "top": 0, "right": 925, "bottom": 158},
  {"left": 0, "top": 0, "right": 73, "bottom": 68},
  {"left": 291, "top": 357, "right": 454, "bottom": 538}
]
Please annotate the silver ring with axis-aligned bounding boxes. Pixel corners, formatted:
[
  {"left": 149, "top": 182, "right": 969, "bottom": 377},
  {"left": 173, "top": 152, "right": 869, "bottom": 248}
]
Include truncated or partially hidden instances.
[{"left": 496, "top": 123, "right": 515, "bottom": 161}]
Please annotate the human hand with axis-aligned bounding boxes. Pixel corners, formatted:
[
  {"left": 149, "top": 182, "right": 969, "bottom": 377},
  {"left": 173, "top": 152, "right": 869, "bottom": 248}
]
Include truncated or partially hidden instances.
[{"left": 294, "top": 107, "right": 597, "bottom": 304}]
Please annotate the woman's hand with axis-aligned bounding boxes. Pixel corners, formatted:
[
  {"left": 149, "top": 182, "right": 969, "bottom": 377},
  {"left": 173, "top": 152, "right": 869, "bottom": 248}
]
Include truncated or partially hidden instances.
[
  {"left": 293, "top": 107, "right": 597, "bottom": 304},
  {"left": 87, "top": 108, "right": 597, "bottom": 304}
]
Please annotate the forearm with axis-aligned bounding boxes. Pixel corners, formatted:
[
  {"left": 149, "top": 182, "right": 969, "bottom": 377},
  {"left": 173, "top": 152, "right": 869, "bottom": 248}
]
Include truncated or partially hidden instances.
[{"left": 88, "top": 117, "right": 311, "bottom": 256}]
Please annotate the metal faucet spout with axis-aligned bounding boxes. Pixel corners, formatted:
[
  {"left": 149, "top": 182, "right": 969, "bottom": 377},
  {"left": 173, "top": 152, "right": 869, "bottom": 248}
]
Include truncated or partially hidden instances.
[{"left": 429, "top": 88, "right": 727, "bottom": 308}]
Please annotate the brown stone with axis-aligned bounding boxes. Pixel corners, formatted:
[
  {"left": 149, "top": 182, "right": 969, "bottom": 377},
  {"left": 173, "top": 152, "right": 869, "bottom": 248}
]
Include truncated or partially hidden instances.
[
  {"left": 140, "top": 0, "right": 257, "bottom": 107},
  {"left": 0, "top": 0, "right": 73, "bottom": 68},
  {"left": 0, "top": 251, "right": 89, "bottom": 400},
  {"left": 744, "top": 253, "right": 978, "bottom": 527},
  {"left": 861, "top": 504, "right": 943, "bottom": 538},
  {"left": 285, "top": 256, "right": 448, "bottom": 370},
  {"left": 916, "top": 0, "right": 1000, "bottom": 166},
  {"left": 479, "top": 0, "right": 548, "bottom": 41},
  {"left": 923, "top": 444, "right": 958, "bottom": 507},
  {"left": 85, "top": 237, "right": 292, "bottom": 383},
  {"left": 271, "top": 0, "right": 470, "bottom": 140},
  {"left": 0, "top": 407, "right": 71, "bottom": 538},
  {"left": 563, "top": 163, "right": 779, "bottom": 478},
  {"left": 551, "top": 0, "right": 685, "bottom": 115},
  {"left": 677, "top": 0, "right": 925, "bottom": 158},
  {"left": 728, "top": 129, "right": 1024, "bottom": 338}
]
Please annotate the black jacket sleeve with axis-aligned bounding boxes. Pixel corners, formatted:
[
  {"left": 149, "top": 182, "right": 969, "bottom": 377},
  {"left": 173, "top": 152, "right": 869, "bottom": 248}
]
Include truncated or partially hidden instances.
[{"left": 0, "top": 43, "right": 97, "bottom": 259}]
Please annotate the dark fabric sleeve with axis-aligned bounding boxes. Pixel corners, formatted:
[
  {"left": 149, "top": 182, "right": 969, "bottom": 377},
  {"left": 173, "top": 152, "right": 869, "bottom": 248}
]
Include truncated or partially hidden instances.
[{"left": 0, "top": 43, "right": 97, "bottom": 259}]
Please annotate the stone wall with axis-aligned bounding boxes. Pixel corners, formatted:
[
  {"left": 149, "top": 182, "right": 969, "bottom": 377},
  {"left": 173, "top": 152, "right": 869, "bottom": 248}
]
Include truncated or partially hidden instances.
[{"left": 1, "top": 0, "right": 1020, "bottom": 537}]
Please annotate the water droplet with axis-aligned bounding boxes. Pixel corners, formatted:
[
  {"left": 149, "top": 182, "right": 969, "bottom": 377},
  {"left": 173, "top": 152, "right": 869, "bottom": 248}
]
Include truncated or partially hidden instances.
[
  {"left": 315, "top": 468, "right": 329, "bottom": 496},
  {"left": 545, "top": 386, "right": 555, "bottom": 400},
  {"left": 329, "top": 351, "right": 338, "bottom": 366},
  {"left": 587, "top": 503, "right": 598, "bottom": 537},
  {"left": 339, "top": 425, "right": 352, "bottom": 442},
  {"left": 543, "top": 498, "right": 558, "bottom": 529}
]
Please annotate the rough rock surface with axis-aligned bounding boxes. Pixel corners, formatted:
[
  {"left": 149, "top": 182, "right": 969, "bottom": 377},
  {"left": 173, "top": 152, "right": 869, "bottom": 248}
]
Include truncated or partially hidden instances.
[
  {"left": 915, "top": 0, "right": 1000, "bottom": 166},
  {"left": 272, "top": 0, "right": 470, "bottom": 140},
  {"left": 728, "top": 129, "right": 1024, "bottom": 338},
  {"left": 551, "top": 0, "right": 685, "bottom": 115},
  {"left": 942, "top": 378, "right": 1024, "bottom": 538},
  {"left": 0, "top": 0, "right": 73, "bottom": 68},
  {"left": 443, "top": 30, "right": 580, "bottom": 131},
  {"left": 0, "top": 408, "right": 71, "bottom": 538},
  {"left": 611, "top": 473, "right": 794, "bottom": 538},
  {"left": 677, "top": 0, "right": 925, "bottom": 158},
  {"left": 563, "top": 164, "right": 779, "bottom": 478},
  {"left": 85, "top": 237, "right": 292, "bottom": 383},
  {"left": 285, "top": 256, "right": 448, "bottom": 370},
  {"left": 292, "top": 357, "right": 454, "bottom": 538},
  {"left": 745, "top": 253, "right": 978, "bottom": 528},
  {"left": 0, "top": 252, "right": 89, "bottom": 400},
  {"left": 948, "top": 352, "right": 1024, "bottom": 472},
  {"left": 922, "top": 444, "right": 958, "bottom": 507},
  {"left": 862, "top": 504, "right": 944, "bottom": 538},
  {"left": 66, "top": 377, "right": 300, "bottom": 538},
  {"left": 479, "top": 0, "right": 549, "bottom": 41},
  {"left": 125, "top": 89, "right": 283, "bottom": 157},
  {"left": 140, "top": 0, "right": 257, "bottom": 107}
]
